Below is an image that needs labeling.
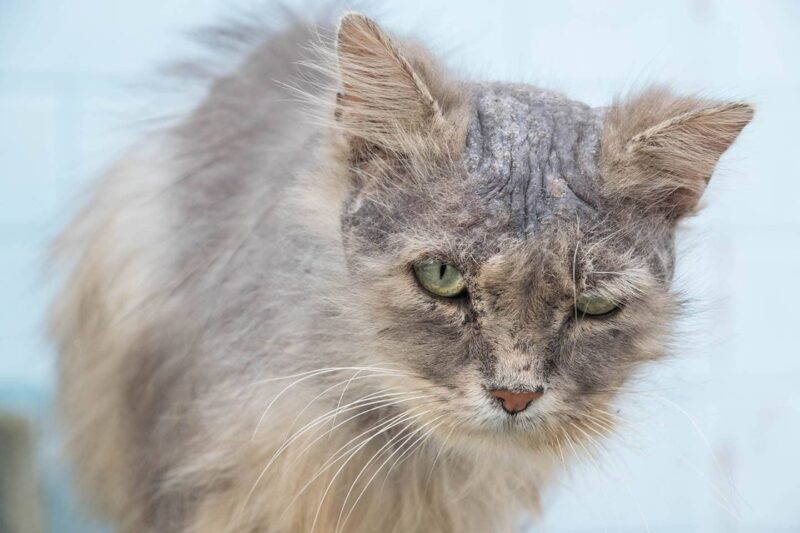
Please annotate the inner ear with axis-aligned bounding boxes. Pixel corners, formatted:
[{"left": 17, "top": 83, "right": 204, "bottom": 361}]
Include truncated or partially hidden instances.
[{"left": 334, "top": 13, "right": 444, "bottom": 153}]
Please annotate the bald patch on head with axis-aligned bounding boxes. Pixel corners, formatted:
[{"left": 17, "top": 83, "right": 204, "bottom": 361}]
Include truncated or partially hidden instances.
[{"left": 463, "top": 84, "right": 603, "bottom": 236}]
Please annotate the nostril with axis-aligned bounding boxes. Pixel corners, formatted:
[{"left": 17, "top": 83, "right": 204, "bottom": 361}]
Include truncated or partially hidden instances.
[{"left": 489, "top": 388, "right": 543, "bottom": 414}]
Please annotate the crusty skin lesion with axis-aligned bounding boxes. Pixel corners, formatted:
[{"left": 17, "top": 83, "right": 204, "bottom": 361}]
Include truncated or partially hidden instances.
[{"left": 465, "top": 83, "right": 603, "bottom": 235}]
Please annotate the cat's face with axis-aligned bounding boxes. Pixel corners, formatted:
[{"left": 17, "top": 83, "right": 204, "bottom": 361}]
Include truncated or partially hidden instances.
[
  {"left": 331, "top": 14, "right": 751, "bottom": 450},
  {"left": 339, "top": 89, "right": 678, "bottom": 446}
]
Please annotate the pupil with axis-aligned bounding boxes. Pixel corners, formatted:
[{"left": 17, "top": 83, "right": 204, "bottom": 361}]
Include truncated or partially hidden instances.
[{"left": 439, "top": 263, "right": 446, "bottom": 280}]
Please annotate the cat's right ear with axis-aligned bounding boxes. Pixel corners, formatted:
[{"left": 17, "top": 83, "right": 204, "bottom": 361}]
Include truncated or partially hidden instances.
[{"left": 334, "top": 13, "right": 445, "bottom": 158}]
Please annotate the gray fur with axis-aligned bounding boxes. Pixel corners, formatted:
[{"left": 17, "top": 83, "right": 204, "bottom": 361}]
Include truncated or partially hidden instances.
[
  {"left": 51, "top": 11, "right": 752, "bottom": 533},
  {"left": 466, "top": 83, "right": 602, "bottom": 234}
]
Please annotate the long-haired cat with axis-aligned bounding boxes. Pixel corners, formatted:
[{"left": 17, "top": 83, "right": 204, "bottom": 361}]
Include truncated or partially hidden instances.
[{"left": 51, "top": 10, "right": 753, "bottom": 533}]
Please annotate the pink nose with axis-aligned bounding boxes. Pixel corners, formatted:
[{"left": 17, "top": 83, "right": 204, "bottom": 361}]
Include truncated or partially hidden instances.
[{"left": 489, "top": 389, "right": 543, "bottom": 414}]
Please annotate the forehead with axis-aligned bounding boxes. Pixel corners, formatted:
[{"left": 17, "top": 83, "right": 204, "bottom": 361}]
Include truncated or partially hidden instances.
[
  {"left": 343, "top": 84, "right": 612, "bottom": 263},
  {"left": 460, "top": 83, "right": 604, "bottom": 237}
]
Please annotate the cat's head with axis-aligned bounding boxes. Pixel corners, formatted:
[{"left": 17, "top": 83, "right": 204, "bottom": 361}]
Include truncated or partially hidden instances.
[{"left": 324, "top": 14, "right": 752, "bottom": 450}]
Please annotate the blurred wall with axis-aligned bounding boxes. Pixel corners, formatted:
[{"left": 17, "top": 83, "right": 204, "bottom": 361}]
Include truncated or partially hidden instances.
[{"left": 0, "top": 1, "right": 797, "bottom": 531}]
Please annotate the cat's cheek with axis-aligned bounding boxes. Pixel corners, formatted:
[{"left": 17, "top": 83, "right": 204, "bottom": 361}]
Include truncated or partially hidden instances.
[{"left": 558, "top": 302, "right": 672, "bottom": 396}]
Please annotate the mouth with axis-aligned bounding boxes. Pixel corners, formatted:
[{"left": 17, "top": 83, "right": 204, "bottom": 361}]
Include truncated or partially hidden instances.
[{"left": 486, "top": 385, "right": 545, "bottom": 415}]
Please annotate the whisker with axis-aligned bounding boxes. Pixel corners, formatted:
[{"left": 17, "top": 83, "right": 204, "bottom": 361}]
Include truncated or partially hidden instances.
[
  {"left": 332, "top": 416, "right": 430, "bottom": 531},
  {"left": 276, "top": 408, "right": 420, "bottom": 523},
  {"left": 293, "top": 393, "right": 430, "bottom": 462},
  {"left": 233, "top": 394, "right": 430, "bottom": 528},
  {"left": 284, "top": 377, "right": 404, "bottom": 441},
  {"left": 567, "top": 421, "right": 604, "bottom": 470},
  {"left": 329, "top": 366, "right": 399, "bottom": 430},
  {"left": 549, "top": 426, "right": 565, "bottom": 468},
  {"left": 266, "top": 393, "right": 431, "bottom": 478},
  {"left": 251, "top": 365, "right": 409, "bottom": 437},
  {"left": 251, "top": 364, "right": 407, "bottom": 385},
  {"left": 581, "top": 412, "right": 618, "bottom": 435},
  {"left": 336, "top": 414, "right": 446, "bottom": 533},
  {"left": 310, "top": 410, "right": 432, "bottom": 533},
  {"left": 384, "top": 419, "right": 443, "bottom": 482},
  {"left": 424, "top": 421, "right": 458, "bottom": 488}
]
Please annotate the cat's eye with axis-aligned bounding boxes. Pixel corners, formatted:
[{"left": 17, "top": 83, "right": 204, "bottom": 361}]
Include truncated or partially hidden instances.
[
  {"left": 575, "top": 294, "right": 619, "bottom": 317},
  {"left": 413, "top": 259, "right": 466, "bottom": 298}
]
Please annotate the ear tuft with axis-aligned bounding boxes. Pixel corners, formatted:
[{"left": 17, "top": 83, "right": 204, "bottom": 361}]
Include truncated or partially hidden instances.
[
  {"left": 601, "top": 88, "right": 754, "bottom": 219},
  {"left": 335, "top": 13, "right": 443, "bottom": 153}
]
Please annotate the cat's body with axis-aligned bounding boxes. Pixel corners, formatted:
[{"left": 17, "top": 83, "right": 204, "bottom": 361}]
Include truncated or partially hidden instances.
[{"left": 51, "top": 12, "right": 752, "bottom": 533}]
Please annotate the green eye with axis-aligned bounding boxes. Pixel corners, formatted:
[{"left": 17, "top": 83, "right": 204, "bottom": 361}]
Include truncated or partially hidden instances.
[
  {"left": 575, "top": 294, "right": 619, "bottom": 317},
  {"left": 413, "top": 259, "right": 466, "bottom": 298}
]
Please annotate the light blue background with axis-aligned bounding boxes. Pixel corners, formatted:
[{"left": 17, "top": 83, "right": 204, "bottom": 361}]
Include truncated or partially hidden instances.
[{"left": 1, "top": 1, "right": 798, "bottom": 531}]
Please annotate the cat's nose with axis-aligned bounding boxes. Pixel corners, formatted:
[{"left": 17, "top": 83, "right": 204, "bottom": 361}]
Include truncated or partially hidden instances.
[{"left": 489, "top": 389, "right": 543, "bottom": 414}]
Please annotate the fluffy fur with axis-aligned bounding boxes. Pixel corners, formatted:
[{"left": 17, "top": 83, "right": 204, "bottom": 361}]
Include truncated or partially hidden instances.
[{"left": 51, "top": 11, "right": 753, "bottom": 533}]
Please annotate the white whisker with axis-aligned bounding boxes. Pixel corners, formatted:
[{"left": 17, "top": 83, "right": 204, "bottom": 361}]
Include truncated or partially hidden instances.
[
  {"left": 251, "top": 365, "right": 408, "bottom": 438},
  {"left": 336, "top": 414, "right": 445, "bottom": 533}
]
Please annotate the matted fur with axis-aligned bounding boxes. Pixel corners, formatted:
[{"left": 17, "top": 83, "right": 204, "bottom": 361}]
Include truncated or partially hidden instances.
[{"left": 51, "top": 10, "right": 753, "bottom": 533}]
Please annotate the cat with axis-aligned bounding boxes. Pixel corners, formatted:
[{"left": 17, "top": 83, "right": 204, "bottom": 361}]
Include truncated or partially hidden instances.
[{"left": 50, "top": 10, "right": 753, "bottom": 533}]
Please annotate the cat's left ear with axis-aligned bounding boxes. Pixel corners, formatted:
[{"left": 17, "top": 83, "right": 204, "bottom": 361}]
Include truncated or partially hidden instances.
[
  {"left": 334, "top": 13, "right": 445, "bottom": 157},
  {"left": 601, "top": 88, "right": 754, "bottom": 220}
]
